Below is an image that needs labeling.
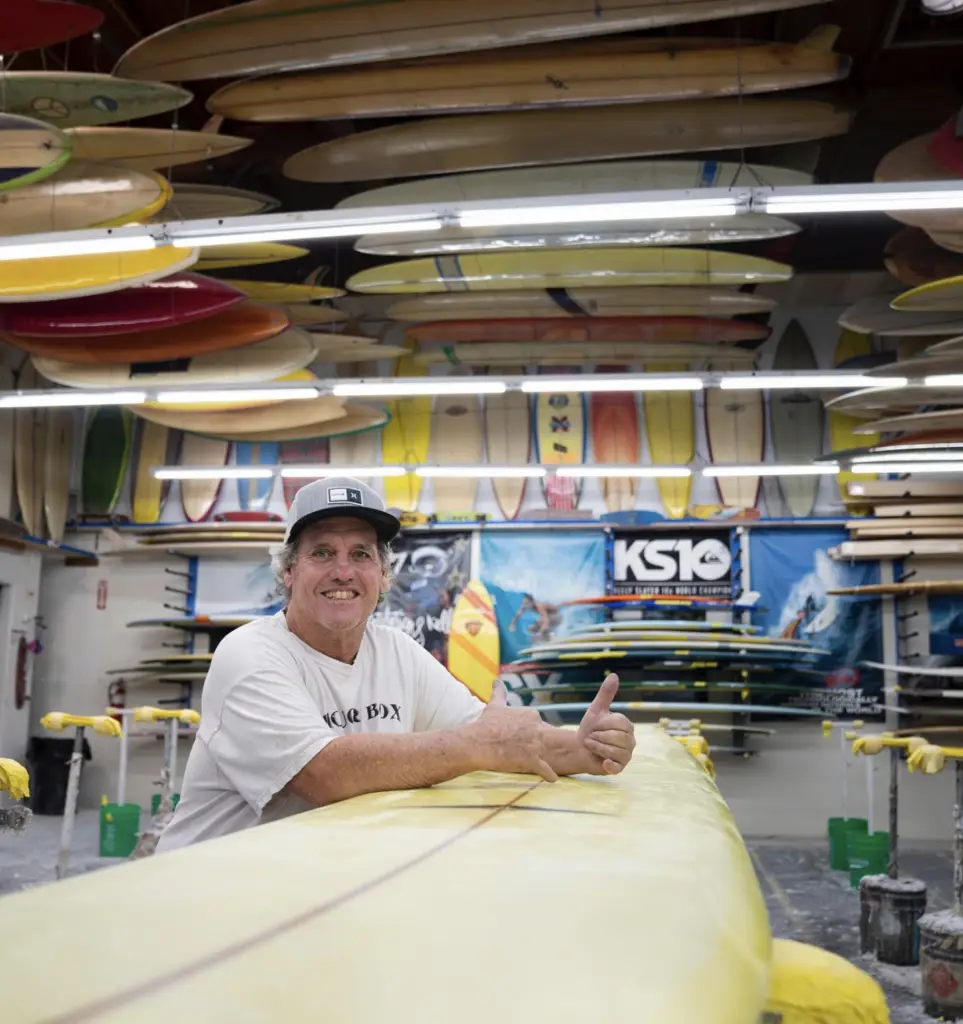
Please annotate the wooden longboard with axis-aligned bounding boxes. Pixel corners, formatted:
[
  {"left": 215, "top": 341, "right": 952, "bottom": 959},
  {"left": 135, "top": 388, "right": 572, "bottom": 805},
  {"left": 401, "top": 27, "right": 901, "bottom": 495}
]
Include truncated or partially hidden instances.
[
  {"left": 831, "top": 539, "right": 963, "bottom": 560},
  {"left": 430, "top": 392, "right": 483, "bottom": 514},
  {"left": 0, "top": 731, "right": 771, "bottom": 1023},
  {"left": 115, "top": 0, "right": 832, "bottom": 79},
  {"left": 0, "top": 161, "right": 170, "bottom": 237},
  {"left": 164, "top": 183, "right": 278, "bottom": 221},
  {"left": 283, "top": 97, "right": 850, "bottom": 182},
  {"left": 387, "top": 287, "right": 777, "bottom": 321},
  {"left": 591, "top": 380, "right": 639, "bottom": 513},
  {"left": 347, "top": 249, "right": 793, "bottom": 294},
  {"left": 202, "top": 404, "right": 388, "bottom": 444},
  {"left": 872, "top": 502, "right": 963, "bottom": 518},
  {"left": 211, "top": 35, "right": 850, "bottom": 122},
  {"left": 848, "top": 480, "right": 963, "bottom": 501},
  {"left": 414, "top": 340, "right": 758, "bottom": 367},
  {"left": 65, "top": 126, "right": 252, "bottom": 171},
  {"left": 33, "top": 330, "right": 316, "bottom": 389}
]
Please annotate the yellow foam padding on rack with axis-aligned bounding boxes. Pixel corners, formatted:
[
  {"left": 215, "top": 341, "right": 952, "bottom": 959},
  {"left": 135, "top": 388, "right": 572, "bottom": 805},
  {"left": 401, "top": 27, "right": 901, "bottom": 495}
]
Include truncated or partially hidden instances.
[
  {"left": 40, "top": 712, "right": 122, "bottom": 738},
  {"left": 0, "top": 727, "right": 769, "bottom": 1023},
  {"left": 0, "top": 758, "right": 29, "bottom": 800},
  {"left": 764, "top": 939, "right": 890, "bottom": 1024},
  {"left": 132, "top": 706, "right": 201, "bottom": 725}
]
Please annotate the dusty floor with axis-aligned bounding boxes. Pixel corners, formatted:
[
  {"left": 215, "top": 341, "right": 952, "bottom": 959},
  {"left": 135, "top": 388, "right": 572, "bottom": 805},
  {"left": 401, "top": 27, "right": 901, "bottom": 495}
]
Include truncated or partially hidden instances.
[{"left": 0, "top": 811, "right": 952, "bottom": 1021}]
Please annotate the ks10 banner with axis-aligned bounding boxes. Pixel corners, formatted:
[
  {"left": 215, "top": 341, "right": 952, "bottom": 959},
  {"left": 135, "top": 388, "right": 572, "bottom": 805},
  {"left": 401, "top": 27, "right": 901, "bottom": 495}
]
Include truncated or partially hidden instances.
[{"left": 611, "top": 530, "right": 732, "bottom": 598}]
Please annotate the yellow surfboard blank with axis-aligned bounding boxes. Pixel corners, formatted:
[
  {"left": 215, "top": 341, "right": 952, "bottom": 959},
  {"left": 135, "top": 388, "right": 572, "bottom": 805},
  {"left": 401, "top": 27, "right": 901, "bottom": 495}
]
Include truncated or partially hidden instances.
[{"left": 0, "top": 728, "right": 771, "bottom": 1023}]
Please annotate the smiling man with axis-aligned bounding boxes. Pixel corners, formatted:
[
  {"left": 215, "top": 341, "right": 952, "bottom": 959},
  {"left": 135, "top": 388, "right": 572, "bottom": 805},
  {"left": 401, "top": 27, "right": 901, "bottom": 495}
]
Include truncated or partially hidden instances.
[{"left": 156, "top": 476, "right": 636, "bottom": 852}]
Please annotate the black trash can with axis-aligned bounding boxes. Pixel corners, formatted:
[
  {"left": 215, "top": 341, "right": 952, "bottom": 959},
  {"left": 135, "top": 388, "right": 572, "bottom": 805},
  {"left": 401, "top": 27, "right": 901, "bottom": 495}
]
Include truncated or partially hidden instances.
[{"left": 25, "top": 736, "right": 92, "bottom": 815}]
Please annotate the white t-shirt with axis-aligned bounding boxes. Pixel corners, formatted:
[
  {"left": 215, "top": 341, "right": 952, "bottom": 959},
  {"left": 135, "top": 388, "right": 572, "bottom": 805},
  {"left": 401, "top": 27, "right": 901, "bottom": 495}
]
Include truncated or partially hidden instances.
[{"left": 156, "top": 612, "right": 485, "bottom": 852}]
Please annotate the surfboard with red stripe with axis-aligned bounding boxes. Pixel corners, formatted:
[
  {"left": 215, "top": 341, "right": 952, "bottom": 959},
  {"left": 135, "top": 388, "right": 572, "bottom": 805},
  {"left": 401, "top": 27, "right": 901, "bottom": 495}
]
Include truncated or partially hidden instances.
[{"left": 447, "top": 580, "right": 500, "bottom": 702}]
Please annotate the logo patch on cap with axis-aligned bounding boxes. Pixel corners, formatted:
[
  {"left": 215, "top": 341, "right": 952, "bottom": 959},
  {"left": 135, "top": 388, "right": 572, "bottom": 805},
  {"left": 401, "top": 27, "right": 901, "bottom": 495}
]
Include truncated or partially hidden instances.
[{"left": 327, "top": 486, "right": 363, "bottom": 505}]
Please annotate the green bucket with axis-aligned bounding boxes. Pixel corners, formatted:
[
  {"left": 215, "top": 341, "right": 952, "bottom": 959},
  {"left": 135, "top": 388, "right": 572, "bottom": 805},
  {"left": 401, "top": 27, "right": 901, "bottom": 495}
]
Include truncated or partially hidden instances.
[
  {"left": 150, "top": 792, "right": 180, "bottom": 816},
  {"left": 827, "top": 816, "right": 868, "bottom": 871},
  {"left": 99, "top": 802, "right": 141, "bottom": 858},
  {"left": 848, "top": 830, "right": 890, "bottom": 888}
]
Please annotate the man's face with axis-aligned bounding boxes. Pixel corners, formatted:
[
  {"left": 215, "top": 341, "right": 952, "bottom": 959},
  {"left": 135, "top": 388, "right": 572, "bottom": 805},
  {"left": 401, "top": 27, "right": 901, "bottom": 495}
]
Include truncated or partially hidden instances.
[{"left": 285, "top": 517, "right": 387, "bottom": 633}]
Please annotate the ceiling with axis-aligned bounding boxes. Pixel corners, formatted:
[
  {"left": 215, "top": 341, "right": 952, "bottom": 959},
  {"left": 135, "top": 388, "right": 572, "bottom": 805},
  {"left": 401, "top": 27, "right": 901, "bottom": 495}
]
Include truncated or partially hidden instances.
[{"left": 9, "top": 0, "right": 963, "bottom": 288}]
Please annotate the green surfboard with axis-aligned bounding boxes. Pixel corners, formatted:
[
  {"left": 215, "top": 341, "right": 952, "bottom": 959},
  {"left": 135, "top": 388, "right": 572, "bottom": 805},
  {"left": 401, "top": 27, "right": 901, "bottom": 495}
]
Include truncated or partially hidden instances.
[{"left": 82, "top": 408, "right": 132, "bottom": 516}]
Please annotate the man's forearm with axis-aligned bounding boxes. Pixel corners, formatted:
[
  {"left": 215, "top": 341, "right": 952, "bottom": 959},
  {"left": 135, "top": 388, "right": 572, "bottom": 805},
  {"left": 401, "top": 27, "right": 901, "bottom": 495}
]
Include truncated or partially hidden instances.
[{"left": 288, "top": 728, "right": 480, "bottom": 807}]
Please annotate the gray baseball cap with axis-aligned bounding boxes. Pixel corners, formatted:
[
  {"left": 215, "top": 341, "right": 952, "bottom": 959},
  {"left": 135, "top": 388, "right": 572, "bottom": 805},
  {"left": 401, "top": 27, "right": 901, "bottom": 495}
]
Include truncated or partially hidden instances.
[{"left": 284, "top": 476, "right": 401, "bottom": 544}]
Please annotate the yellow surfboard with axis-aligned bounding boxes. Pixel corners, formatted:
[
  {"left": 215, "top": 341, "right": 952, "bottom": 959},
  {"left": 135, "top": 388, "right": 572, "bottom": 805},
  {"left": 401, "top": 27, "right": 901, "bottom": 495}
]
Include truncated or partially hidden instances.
[
  {"left": 131, "top": 420, "right": 174, "bottom": 524},
  {"left": 643, "top": 362, "right": 694, "bottom": 519},
  {"left": 447, "top": 579, "right": 500, "bottom": 702},
  {"left": 346, "top": 249, "right": 793, "bottom": 294},
  {"left": 0, "top": 728, "right": 771, "bottom": 1023},
  {"left": 829, "top": 329, "right": 878, "bottom": 504},
  {"left": 892, "top": 274, "right": 963, "bottom": 312},
  {"left": 0, "top": 246, "right": 197, "bottom": 303},
  {"left": 195, "top": 244, "right": 309, "bottom": 271},
  {"left": 381, "top": 340, "right": 431, "bottom": 511}
]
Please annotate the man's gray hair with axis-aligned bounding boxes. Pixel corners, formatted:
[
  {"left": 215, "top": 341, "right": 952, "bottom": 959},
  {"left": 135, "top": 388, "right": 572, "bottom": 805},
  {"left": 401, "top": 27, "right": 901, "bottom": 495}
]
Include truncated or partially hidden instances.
[{"left": 271, "top": 534, "right": 395, "bottom": 605}]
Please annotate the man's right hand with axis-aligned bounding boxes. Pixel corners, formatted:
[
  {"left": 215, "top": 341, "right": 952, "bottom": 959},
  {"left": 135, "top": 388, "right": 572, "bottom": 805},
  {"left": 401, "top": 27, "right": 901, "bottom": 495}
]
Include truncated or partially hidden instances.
[{"left": 465, "top": 681, "right": 558, "bottom": 782}]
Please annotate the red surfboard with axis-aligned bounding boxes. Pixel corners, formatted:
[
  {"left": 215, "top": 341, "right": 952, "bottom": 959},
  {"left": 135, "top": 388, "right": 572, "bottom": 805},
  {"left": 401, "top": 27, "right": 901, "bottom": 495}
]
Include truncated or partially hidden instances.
[
  {"left": 5, "top": 302, "right": 290, "bottom": 363},
  {"left": 1, "top": 1, "right": 103, "bottom": 53},
  {"left": 929, "top": 113, "right": 963, "bottom": 176},
  {"left": 0, "top": 274, "right": 245, "bottom": 338},
  {"left": 279, "top": 439, "right": 330, "bottom": 508},
  {"left": 406, "top": 317, "right": 770, "bottom": 346}
]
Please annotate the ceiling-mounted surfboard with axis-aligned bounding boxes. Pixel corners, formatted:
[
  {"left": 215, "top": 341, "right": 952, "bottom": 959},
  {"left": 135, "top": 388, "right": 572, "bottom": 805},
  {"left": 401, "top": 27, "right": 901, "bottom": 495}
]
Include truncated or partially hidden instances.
[
  {"left": 162, "top": 183, "right": 278, "bottom": 221},
  {"left": 0, "top": 274, "right": 244, "bottom": 338},
  {"left": 0, "top": 162, "right": 170, "bottom": 237},
  {"left": 884, "top": 227, "right": 963, "bottom": 288},
  {"left": 210, "top": 33, "right": 850, "bottom": 122},
  {"left": 0, "top": 114, "right": 72, "bottom": 193},
  {"left": 0, "top": 73, "right": 192, "bottom": 130},
  {"left": 705, "top": 360, "right": 765, "bottom": 511},
  {"left": 892, "top": 275, "right": 963, "bottom": 313},
  {"left": 8, "top": 303, "right": 291, "bottom": 364},
  {"left": 346, "top": 250, "right": 793, "bottom": 294},
  {"left": 770, "top": 321, "right": 823, "bottom": 518},
  {"left": 115, "top": 0, "right": 833, "bottom": 80},
  {"left": 2, "top": 1, "right": 102, "bottom": 54},
  {"left": 0, "top": 247, "right": 198, "bottom": 304},
  {"left": 838, "top": 295, "right": 963, "bottom": 336},
  {"left": 65, "top": 127, "right": 252, "bottom": 171},
  {"left": 283, "top": 97, "right": 851, "bottom": 182},
  {"left": 386, "top": 288, "right": 778, "bottom": 321},
  {"left": 875, "top": 132, "right": 963, "bottom": 233}
]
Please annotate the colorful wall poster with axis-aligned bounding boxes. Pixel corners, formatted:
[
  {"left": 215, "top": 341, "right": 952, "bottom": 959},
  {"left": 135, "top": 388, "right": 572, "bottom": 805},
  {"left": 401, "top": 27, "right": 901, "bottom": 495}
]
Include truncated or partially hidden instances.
[
  {"left": 750, "top": 528, "right": 884, "bottom": 714},
  {"left": 370, "top": 532, "right": 472, "bottom": 663},
  {"left": 927, "top": 596, "right": 963, "bottom": 657},
  {"left": 479, "top": 531, "right": 607, "bottom": 668},
  {"left": 193, "top": 557, "right": 281, "bottom": 617}
]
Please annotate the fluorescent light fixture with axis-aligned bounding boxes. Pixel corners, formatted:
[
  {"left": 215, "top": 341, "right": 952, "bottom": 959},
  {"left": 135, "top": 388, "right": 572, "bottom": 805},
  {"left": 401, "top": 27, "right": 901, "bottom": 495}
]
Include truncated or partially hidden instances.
[
  {"left": 0, "top": 233, "right": 156, "bottom": 262},
  {"left": 333, "top": 380, "right": 505, "bottom": 397},
  {"left": 153, "top": 387, "right": 319, "bottom": 405},
  {"left": 280, "top": 465, "right": 405, "bottom": 478},
  {"left": 704, "top": 464, "right": 840, "bottom": 477},
  {"left": 457, "top": 196, "right": 741, "bottom": 229},
  {"left": 415, "top": 466, "right": 545, "bottom": 479},
  {"left": 925, "top": 374, "right": 963, "bottom": 388},
  {"left": 720, "top": 374, "right": 909, "bottom": 390},
  {"left": 854, "top": 462, "right": 963, "bottom": 474},
  {"left": 520, "top": 377, "right": 702, "bottom": 394},
  {"left": 854, "top": 451, "right": 963, "bottom": 463},
  {"left": 761, "top": 185, "right": 963, "bottom": 216},
  {"left": 0, "top": 389, "right": 147, "bottom": 408},
  {"left": 174, "top": 219, "right": 443, "bottom": 248},
  {"left": 153, "top": 467, "right": 274, "bottom": 480},
  {"left": 556, "top": 466, "right": 691, "bottom": 479}
]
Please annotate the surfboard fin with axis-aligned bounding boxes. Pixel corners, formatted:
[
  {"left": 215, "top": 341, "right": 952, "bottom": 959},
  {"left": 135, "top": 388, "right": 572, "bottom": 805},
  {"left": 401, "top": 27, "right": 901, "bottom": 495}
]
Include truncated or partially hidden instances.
[{"left": 799, "top": 25, "right": 841, "bottom": 50}]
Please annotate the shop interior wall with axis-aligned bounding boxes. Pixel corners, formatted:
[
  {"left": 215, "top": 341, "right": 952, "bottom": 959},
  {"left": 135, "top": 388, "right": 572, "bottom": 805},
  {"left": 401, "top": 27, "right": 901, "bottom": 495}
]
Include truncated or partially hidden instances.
[{"left": 16, "top": 280, "right": 961, "bottom": 839}]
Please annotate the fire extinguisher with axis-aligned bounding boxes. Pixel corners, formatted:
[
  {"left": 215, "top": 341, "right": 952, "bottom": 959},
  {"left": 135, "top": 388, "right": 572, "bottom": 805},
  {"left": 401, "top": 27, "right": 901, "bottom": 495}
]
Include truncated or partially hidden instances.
[{"left": 107, "top": 679, "right": 126, "bottom": 721}]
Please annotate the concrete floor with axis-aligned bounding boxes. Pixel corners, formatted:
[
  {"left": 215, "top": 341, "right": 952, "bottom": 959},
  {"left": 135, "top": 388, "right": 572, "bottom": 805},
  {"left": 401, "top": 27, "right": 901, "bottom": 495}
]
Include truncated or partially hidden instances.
[{"left": 0, "top": 812, "right": 952, "bottom": 1022}]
